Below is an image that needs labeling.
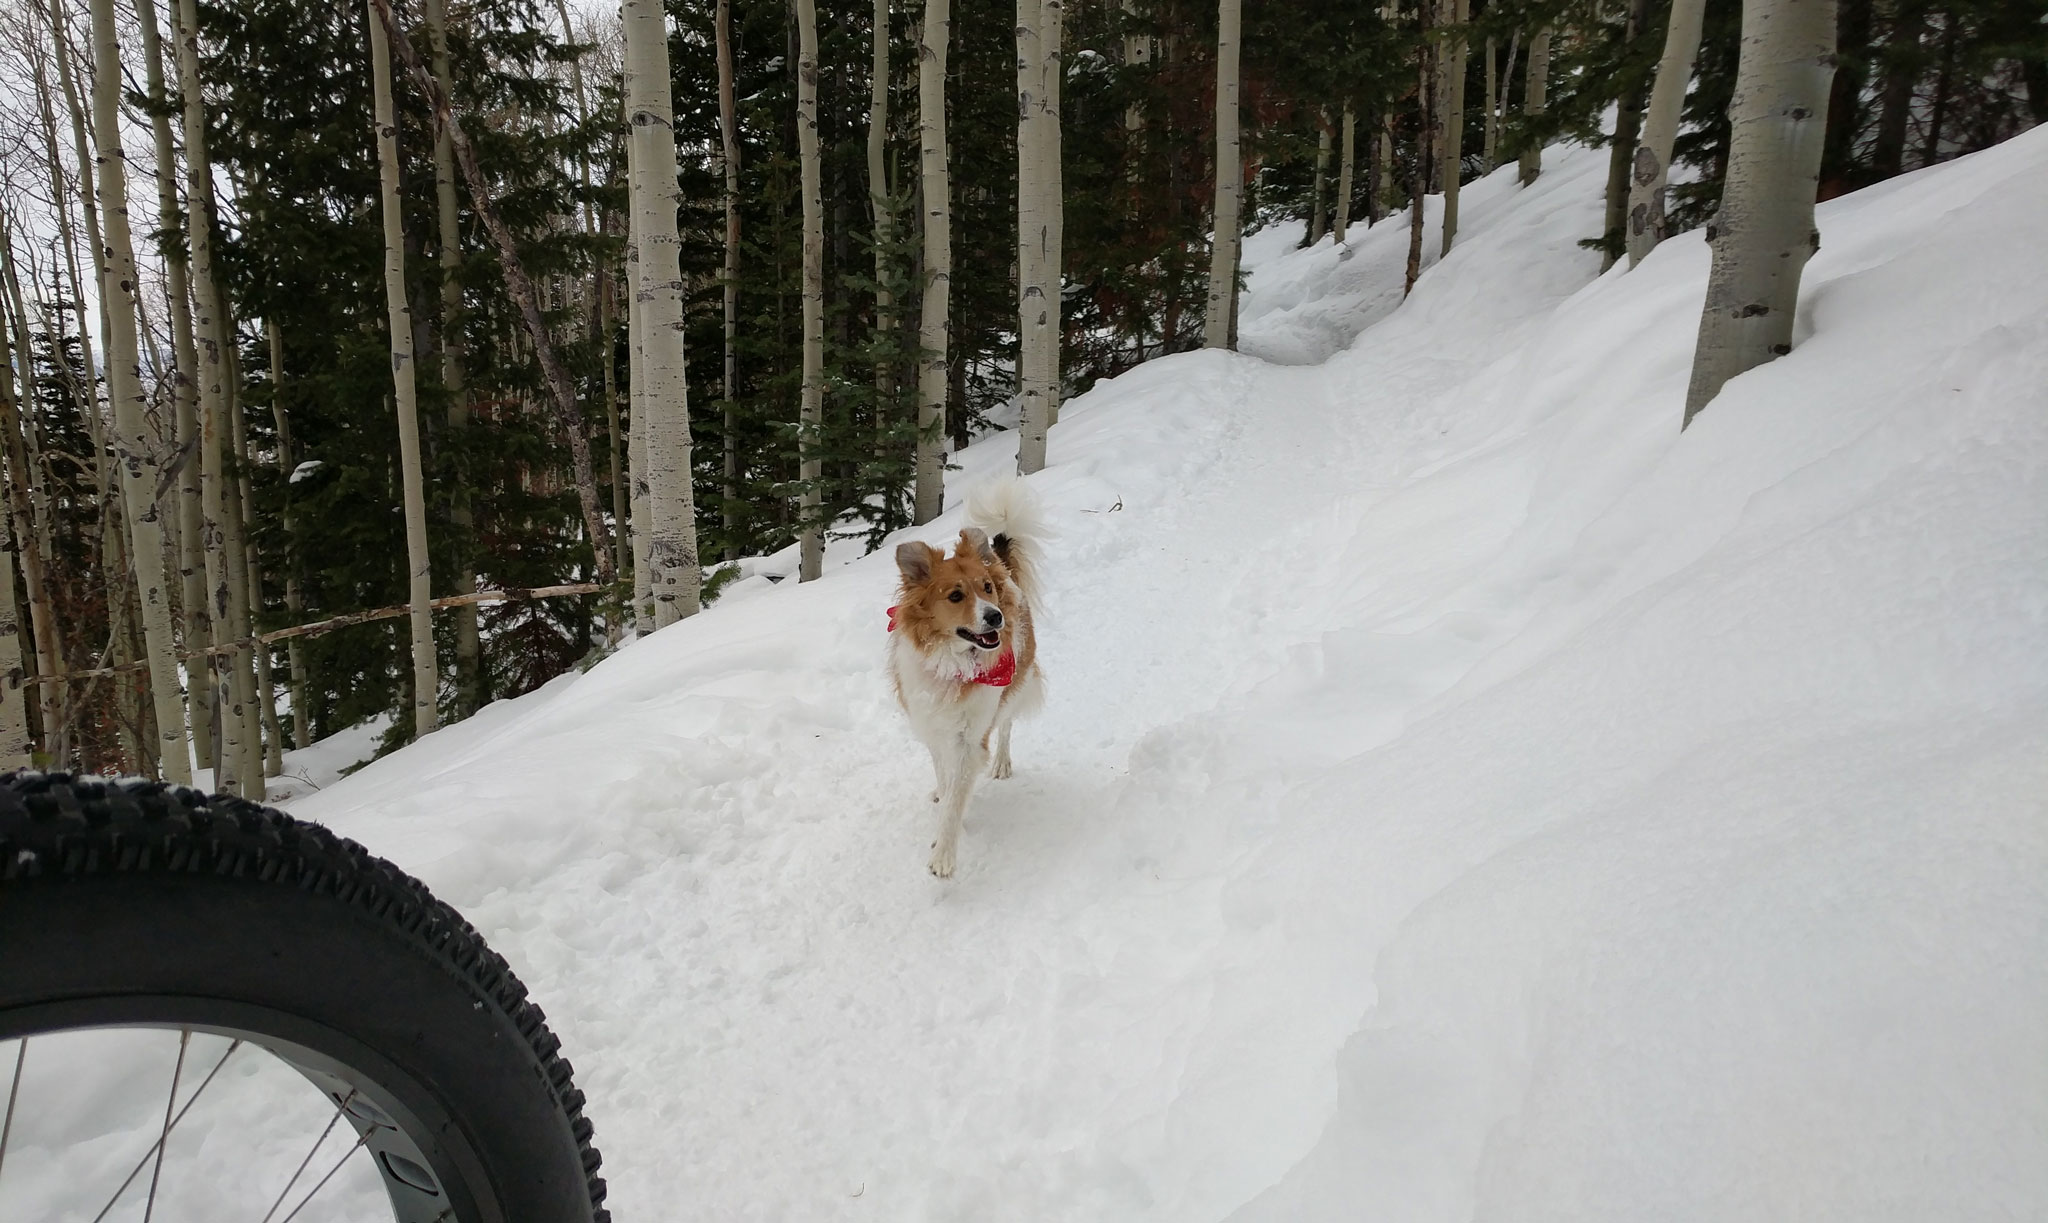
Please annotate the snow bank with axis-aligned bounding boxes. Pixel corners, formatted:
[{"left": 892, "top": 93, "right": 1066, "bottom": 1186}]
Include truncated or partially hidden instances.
[{"left": 298, "top": 132, "right": 2044, "bottom": 1221}]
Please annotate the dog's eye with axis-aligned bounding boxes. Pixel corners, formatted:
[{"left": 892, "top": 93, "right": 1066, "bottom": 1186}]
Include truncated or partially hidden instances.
[
  {"left": 948, "top": 590, "right": 965, "bottom": 603},
  {"left": 983, "top": 582, "right": 993, "bottom": 593}
]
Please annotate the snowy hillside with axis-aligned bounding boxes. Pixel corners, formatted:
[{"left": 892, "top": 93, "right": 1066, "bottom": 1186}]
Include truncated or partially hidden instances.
[{"left": 24, "top": 131, "right": 2045, "bottom": 1220}]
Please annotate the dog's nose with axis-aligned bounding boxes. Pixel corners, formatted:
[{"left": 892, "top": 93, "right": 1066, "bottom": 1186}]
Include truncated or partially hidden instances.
[{"left": 982, "top": 607, "right": 1003, "bottom": 629}]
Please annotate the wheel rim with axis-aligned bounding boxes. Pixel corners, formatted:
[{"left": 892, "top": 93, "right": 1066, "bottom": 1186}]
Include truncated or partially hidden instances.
[{"left": 0, "top": 997, "right": 497, "bottom": 1223}]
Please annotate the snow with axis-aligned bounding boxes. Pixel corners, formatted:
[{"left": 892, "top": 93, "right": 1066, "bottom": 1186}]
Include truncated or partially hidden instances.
[
  {"left": 289, "top": 459, "right": 325, "bottom": 483},
  {"left": 11, "top": 131, "right": 2047, "bottom": 1220}
]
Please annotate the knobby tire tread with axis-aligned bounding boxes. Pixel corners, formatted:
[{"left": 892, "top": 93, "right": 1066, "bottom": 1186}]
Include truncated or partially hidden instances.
[{"left": 0, "top": 771, "right": 609, "bottom": 1222}]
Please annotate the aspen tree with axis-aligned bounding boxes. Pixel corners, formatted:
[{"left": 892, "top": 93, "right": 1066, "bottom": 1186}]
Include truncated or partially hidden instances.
[
  {"left": 1310, "top": 116, "right": 1331, "bottom": 243},
  {"left": 1016, "top": 0, "right": 1049, "bottom": 473},
  {"left": 1407, "top": 0, "right": 1433, "bottom": 296},
  {"left": 867, "top": 0, "right": 894, "bottom": 477},
  {"left": 1202, "top": 0, "right": 1242, "bottom": 350},
  {"left": 1, "top": 194, "right": 66, "bottom": 757},
  {"left": 796, "top": 0, "right": 825, "bottom": 581},
  {"left": 1684, "top": 0, "right": 1836, "bottom": 425},
  {"left": 627, "top": 202, "right": 653, "bottom": 634},
  {"left": 268, "top": 321, "right": 309, "bottom": 751},
  {"left": 134, "top": 0, "right": 213, "bottom": 770},
  {"left": 0, "top": 301, "right": 36, "bottom": 769},
  {"left": 1440, "top": 0, "right": 1470, "bottom": 255},
  {"left": 425, "top": 0, "right": 481, "bottom": 714},
  {"left": 367, "top": 0, "right": 438, "bottom": 738},
  {"left": 1040, "top": 0, "right": 1064, "bottom": 429},
  {"left": 172, "top": 0, "right": 254, "bottom": 788},
  {"left": 85, "top": 0, "right": 192, "bottom": 781},
  {"left": 1487, "top": 29, "right": 1520, "bottom": 170},
  {"left": 1518, "top": 27, "right": 1552, "bottom": 185},
  {"left": 0, "top": 479, "right": 26, "bottom": 770},
  {"left": 233, "top": 365, "right": 282, "bottom": 774},
  {"left": 719, "top": 0, "right": 741, "bottom": 555},
  {"left": 1628, "top": 0, "right": 1708, "bottom": 266},
  {"left": 622, "top": 0, "right": 700, "bottom": 622},
  {"left": 1377, "top": 117, "right": 1393, "bottom": 220},
  {"left": 912, "top": 0, "right": 950, "bottom": 525},
  {"left": 1600, "top": 0, "right": 1650, "bottom": 270},
  {"left": 1483, "top": 36, "right": 1498, "bottom": 168},
  {"left": 219, "top": 347, "right": 264, "bottom": 783},
  {"left": 48, "top": 0, "right": 108, "bottom": 408},
  {"left": 1334, "top": 104, "right": 1356, "bottom": 242}
]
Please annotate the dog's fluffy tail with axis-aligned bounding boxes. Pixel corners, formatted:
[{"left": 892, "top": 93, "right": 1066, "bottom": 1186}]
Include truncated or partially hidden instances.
[{"left": 967, "top": 476, "right": 1047, "bottom": 602}]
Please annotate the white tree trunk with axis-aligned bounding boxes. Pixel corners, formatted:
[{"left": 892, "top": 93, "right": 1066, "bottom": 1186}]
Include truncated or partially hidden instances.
[
  {"left": 867, "top": 0, "right": 894, "bottom": 479},
  {"left": 0, "top": 479, "right": 27, "bottom": 770},
  {"left": 1440, "top": 0, "right": 1470, "bottom": 256},
  {"left": 47, "top": 0, "right": 107, "bottom": 445},
  {"left": 0, "top": 312, "right": 33, "bottom": 769},
  {"left": 623, "top": 0, "right": 701, "bottom": 623},
  {"left": 1684, "top": 0, "right": 1835, "bottom": 425},
  {"left": 87, "top": 0, "right": 191, "bottom": 782},
  {"left": 1376, "top": 115, "right": 1393, "bottom": 222},
  {"left": 1202, "top": 0, "right": 1241, "bottom": 350},
  {"left": 174, "top": 0, "right": 254, "bottom": 788},
  {"left": 223, "top": 363, "right": 269, "bottom": 781},
  {"left": 1039, "top": 0, "right": 1064, "bottom": 429},
  {"left": 135, "top": 0, "right": 214, "bottom": 772},
  {"left": 1628, "top": 0, "right": 1708, "bottom": 267},
  {"left": 627, "top": 201, "right": 653, "bottom": 634},
  {"left": 425, "top": 0, "right": 481, "bottom": 712},
  {"left": 217, "top": 304, "right": 262, "bottom": 791},
  {"left": 235, "top": 363, "right": 284, "bottom": 776},
  {"left": 796, "top": 0, "right": 826, "bottom": 581},
  {"left": 1310, "top": 116, "right": 1330, "bottom": 243},
  {"left": 267, "top": 320, "right": 309, "bottom": 751},
  {"left": 1334, "top": 103, "right": 1356, "bottom": 242},
  {"left": 367, "top": 0, "right": 439, "bottom": 738},
  {"left": 1518, "top": 27, "right": 1552, "bottom": 186},
  {"left": 718, "top": 0, "right": 741, "bottom": 556},
  {"left": 1016, "top": 0, "right": 1049, "bottom": 474},
  {"left": 0, "top": 229, "right": 64, "bottom": 758},
  {"left": 1406, "top": 0, "right": 1433, "bottom": 297},
  {"left": 1482, "top": 36, "right": 1498, "bottom": 169},
  {"left": 913, "top": 0, "right": 951, "bottom": 525}
]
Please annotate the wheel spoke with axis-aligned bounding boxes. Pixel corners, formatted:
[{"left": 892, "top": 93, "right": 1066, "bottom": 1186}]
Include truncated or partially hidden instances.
[
  {"left": 274, "top": 1128, "right": 372, "bottom": 1223},
  {"left": 142, "top": 1027, "right": 191, "bottom": 1223},
  {"left": 90, "top": 1037, "right": 244, "bottom": 1223},
  {"left": 0, "top": 1038, "right": 25, "bottom": 1182},
  {"left": 259, "top": 1088, "right": 357, "bottom": 1223}
]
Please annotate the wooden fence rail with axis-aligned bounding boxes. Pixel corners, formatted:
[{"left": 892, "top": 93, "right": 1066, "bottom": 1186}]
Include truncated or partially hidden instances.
[{"left": 21, "top": 583, "right": 607, "bottom": 686}]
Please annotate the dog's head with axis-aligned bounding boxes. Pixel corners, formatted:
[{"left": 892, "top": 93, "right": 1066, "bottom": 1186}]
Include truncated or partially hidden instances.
[{"left": 894, "top": 528, "right": 1013, "bottom": 654}]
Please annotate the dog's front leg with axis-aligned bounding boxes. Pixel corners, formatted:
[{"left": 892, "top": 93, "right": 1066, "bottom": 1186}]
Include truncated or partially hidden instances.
[
  {"left": 989, "top": 719, "right": 1014, "bottom": 779},
  {"left": 929, "top": 734, "right": 987, "bottom": 878}
]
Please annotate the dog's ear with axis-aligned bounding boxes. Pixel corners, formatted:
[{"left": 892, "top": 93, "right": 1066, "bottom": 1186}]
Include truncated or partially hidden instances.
[
  {"left": 895, "top": 540, "right": 936, "bottom": 584},
  {"left": 958, "top": 526, "right": 997, "bottom": 564}
]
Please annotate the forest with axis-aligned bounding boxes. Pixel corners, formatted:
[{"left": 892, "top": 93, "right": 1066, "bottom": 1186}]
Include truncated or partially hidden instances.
[{"left": 0, "top": 0, "right": 2040, "bottom": 789}]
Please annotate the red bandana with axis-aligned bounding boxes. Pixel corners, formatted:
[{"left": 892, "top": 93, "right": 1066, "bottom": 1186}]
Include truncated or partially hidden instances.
[{"left": 888, "top": 605, "right": 1015, "bottom": 687}]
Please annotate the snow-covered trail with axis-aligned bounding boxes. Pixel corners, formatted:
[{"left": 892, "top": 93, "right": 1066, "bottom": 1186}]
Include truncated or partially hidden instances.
[
  {"left": 266, "top": 129, "right": 2047, "bottom": 1223},
  {"left": 270, "top": 145, "right": 1617, "bottom": 1221}
]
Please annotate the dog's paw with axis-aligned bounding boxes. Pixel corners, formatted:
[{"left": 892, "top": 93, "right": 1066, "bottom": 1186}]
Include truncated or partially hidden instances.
[
  {"left": 928, "top": 841, "right": 956, "bottom": 878},
  {"left": 990, "top": 757, "right": 1013, "bottom": 780}
]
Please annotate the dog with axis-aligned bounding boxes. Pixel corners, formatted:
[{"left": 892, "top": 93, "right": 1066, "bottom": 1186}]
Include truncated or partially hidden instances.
[{"left": 888, "top": 479, "right": 1046, "bottom": 877}]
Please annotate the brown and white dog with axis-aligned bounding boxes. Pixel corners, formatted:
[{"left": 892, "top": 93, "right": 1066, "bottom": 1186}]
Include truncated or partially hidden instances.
[{"left": 889, "top": 480, "right": 1046, "bottom": 877}]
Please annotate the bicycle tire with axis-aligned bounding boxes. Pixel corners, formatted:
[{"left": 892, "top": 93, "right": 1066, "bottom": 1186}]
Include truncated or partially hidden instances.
[{"left": 0, "top": 771, "right": 609, "bottom": 1223}]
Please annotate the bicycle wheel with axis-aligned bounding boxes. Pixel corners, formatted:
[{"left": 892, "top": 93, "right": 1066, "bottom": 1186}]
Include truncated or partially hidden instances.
[{"left": 0, "top": 772, "right": 609, "bottom": 1223}]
